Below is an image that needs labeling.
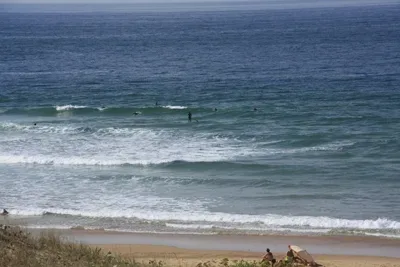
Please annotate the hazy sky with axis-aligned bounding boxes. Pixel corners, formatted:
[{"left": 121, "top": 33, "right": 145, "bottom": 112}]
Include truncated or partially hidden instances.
[{"left": 2, "top": 0, "right": 399, "bottom": 3}]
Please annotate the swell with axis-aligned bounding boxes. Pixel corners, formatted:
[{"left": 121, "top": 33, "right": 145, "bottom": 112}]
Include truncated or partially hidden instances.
[
  {"left": 131, "top": 173, "right": 277, "bottom": 187},
  {"left": 93, "top": 173, "right": 342, "bottom": 190},
  {"left": 157, "top": 160, "right": 271, "bottom": 171}
]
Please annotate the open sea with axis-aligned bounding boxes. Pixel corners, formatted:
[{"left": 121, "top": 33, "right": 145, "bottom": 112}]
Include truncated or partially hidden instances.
[{"left": 1, "top": 2, "right": 400, "bottom": 238}]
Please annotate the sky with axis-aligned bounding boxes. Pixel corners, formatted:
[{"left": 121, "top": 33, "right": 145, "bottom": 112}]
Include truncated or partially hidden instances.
[{"left": 2, "top": 0, "right": 399, "bottom": 3}]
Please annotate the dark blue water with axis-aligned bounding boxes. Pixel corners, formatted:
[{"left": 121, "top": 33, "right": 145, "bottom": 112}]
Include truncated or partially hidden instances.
[{"left": 1, "top": 4, "right": 400, "bottom": 237}]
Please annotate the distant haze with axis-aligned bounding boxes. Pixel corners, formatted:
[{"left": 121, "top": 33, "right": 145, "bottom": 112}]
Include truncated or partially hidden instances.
[
  {"left": 1, "top": 0, "right": 399, "bottom": 3},
  {"left": 1, "top": 0, "right": 399, "bottom": 12}
]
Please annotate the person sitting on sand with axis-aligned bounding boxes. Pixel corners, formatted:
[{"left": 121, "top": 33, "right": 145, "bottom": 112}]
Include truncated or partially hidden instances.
[
  {"left": 281, "top": 246, "right": 301, "bottom": 265},
  {"left": 262, "top": 248, "right": 276, "bottom": 266},
  {"left": 1, "top": 209, "right": 9, "bottom": 216},
  {"left": 277, "top": 247, "right": 294, "bottom": 266}
]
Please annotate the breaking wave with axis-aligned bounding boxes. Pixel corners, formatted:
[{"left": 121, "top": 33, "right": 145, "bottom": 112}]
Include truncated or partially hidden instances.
[
  {"left": 55, "top": 105, "right": 88, "bottom": 111},
  {"left": 0, "top": 105, "right": 202, "bottom": 116},
  {"left": 9, "top": 208, "right": 400, "bottom": 237}
]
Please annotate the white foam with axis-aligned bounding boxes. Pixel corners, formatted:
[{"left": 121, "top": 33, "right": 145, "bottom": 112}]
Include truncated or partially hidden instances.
[
  {"left": 0, "top": 154, "right": 193, "bottom": 166},
  {"left": 0, "top": 122, "right": 26, "bottom": 131},
  {"left": 0, "top": 122, "right": 88, "bottom": 134},
  {"left": 363, "top": 232, "right": 400, "bottom": 238},
  {"left": 166, "top": 223, "right": 333, "bottom": 234},
  {"left": 0, "top": 124, "right": 259, "bottom": 166},
  {"left": 55, "top": 105, "right": 87, "bottom": 111},
  {"left": 10, "top": 208, "right": 400, "bottom": 231},
  {"left": 0, "top": 141, "right": 355, "bottom": 167},
  {"left": 0, "top": 122, "right": 353, "bottom": 166},
  {"left": 166, "top": 223, "right": 215, "bottom": 230},
  {"left": 143, "top": 213, "right": 400, "bottom": 230},
  {"left": 264, "top": 141, "right": 355, "bottom": 155},
  {"left": 27, "top": 225, "right": 71, "bottom": 230},
  {"left": 163, "top": 105, "right": 187, "bottom": 109}
]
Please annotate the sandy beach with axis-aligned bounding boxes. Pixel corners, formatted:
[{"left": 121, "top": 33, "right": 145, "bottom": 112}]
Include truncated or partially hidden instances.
[
  {"left": 41, "top": 229, "right": 400, "bottom": 267},
  {"left": 92, "top": 244, "right": 400, "bottom": 267}
]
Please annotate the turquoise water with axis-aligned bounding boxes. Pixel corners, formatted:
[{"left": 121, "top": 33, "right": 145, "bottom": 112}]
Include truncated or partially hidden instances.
[{"left": 1, "top": 3, "right": 400, "bottom": 237}]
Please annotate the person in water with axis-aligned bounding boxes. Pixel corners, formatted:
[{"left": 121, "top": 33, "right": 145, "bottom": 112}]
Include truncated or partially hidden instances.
[
  {"left": 262, "top": 248, "right": 276, "bottom": 266},
  {"left": 1, "top": 209, "right": 9, "bottom": 216},
  {"left": 188, "top": 111, "right": 192, "bottom": 122}
]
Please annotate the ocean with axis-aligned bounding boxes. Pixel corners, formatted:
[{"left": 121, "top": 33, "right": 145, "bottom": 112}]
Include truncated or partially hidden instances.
[{"left": 1, "top": 3, "right": 400, "bottom": 238}]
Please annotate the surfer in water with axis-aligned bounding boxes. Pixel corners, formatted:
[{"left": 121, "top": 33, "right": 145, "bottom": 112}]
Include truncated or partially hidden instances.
[
  {"left": 1, "top": 209, "right": 9, "bottom": 216},
  {"left": 188, "top": 111, "right": 192, "bottom": 122}
]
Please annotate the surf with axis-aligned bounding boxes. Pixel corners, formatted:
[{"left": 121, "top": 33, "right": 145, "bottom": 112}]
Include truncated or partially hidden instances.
[{"left": 8, "top": 208, "right": 400, "bottom": 238}]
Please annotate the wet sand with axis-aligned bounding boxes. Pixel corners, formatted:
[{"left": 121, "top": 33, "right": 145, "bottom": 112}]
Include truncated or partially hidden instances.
[{"left": 56, "top": 230, "right": 400, "bottom": 258}]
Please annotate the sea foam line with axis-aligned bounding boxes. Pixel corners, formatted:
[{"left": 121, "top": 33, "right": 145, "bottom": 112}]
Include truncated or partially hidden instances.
[
  {"left": 9, "top": 208, "right": 400, "bottom": 231},
  {"left": 0, "top": 155, "right": 182, "bottom": 166}
]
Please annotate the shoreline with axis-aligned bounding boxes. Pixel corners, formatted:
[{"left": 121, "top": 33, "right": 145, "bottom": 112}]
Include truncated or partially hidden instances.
[{"left": 27, "top": 228, "right": 400, "bottom": 258}]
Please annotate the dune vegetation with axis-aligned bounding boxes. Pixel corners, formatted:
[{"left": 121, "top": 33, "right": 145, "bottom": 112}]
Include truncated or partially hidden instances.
[{"left": 0, "top": 225, "right": 285, "bottom": 267}]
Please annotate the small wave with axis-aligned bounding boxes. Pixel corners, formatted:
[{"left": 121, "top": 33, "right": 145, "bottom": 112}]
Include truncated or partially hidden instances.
[
  {"left": 0, "top": 152, "right": 266, "bottom": 168},
  {"left": 165, "top": 223, "right": 334, "bottom": 235},
  {"left": 281, "top": 141, "right": 355, "bottom": 154},
  {"left": 0, "top": 155, "right": 180, "bottom": 166},
  {"left": 163, "top": 105, "right": 187, "bottom": 109},
  {"left": 55, "top": 105, "right": 88, "bottom": 111},
  {"left": 133, "top": 174, "right": 274, "bottom": 187},
  {"left": 166, "top": 223, "right": 215, "bottom": 230},
  {"left": 0, "top": 122, "right": 154, "bottom": 136},
  {"left": 0, "top": 153, "right": 246, "bottom": 167},
  {"left": 363, "top": 232, "right": 400, "bottom": 238}
]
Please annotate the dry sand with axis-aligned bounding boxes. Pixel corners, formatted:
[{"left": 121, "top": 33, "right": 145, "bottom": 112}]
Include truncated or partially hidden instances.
[
  {"left": 26, "top": 228, "right": 400, "bottom": 267},
  {"left": 94, "top": 244, "right": 400, "bottom": 267}
]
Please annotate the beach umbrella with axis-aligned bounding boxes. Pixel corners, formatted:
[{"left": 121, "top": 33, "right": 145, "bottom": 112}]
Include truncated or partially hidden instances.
[{"left": 289, "top": 245, "right": 315, "bottom": 263}]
